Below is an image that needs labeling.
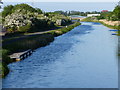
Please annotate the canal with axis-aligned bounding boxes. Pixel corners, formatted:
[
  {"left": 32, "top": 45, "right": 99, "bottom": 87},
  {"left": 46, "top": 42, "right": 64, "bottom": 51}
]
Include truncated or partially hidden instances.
[{"left": 2, "top": 22, "right": 118, "bottom": 88}]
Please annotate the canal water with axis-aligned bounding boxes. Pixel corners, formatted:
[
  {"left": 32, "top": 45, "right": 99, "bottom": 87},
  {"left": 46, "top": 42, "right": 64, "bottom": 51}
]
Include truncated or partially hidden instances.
[{"left": 2, "top": 22, "right": 118, "bottom": 88}]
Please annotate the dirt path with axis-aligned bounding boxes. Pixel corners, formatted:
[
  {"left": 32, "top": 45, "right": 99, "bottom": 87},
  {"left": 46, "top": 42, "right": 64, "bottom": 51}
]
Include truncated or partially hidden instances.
[
  {"left": 2, "top": 24, "right": 73, "bottom": 45},
  {"left": 99, "top": 19, "right": 120, "bottom": 26},
  {"left": 2, "top": 27, "right": 63, "bottom": 45}
]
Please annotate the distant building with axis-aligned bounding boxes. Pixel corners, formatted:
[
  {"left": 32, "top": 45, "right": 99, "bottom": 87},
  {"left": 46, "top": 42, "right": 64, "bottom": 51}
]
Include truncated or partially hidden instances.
[
  {"left": 87, "top": 14, "right": 100, "bottom": 17},
  {"left": 102, "top": 10, "right": 108, "bottom": 12}
]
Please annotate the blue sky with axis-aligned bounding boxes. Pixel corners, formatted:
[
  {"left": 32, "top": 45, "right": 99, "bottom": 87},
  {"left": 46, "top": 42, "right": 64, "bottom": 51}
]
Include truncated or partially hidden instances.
[{"left": 3, "top": 0, "right": 119, "bottom": 2}]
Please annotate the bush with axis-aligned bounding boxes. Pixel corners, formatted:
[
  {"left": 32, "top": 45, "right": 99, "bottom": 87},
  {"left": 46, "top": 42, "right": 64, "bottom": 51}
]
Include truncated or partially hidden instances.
[
  {"left": 18, "top": 23, "right": 31, "bottom": 33},
  {"left": 113, "top": 5, "right": 120, "bottom": 20},
  {"left": 46, "top": 22, "right": 81, "bottom": 36},
  {"left": 2, "top": 4, "right": 43, "bottom": 18},
  {"left": 2, "top": 62, "right": 9, "bottom": 78},
  {"left": 35, "top": 8, "right": 43, "bottom": 14},
  {"left": 12, "top": 4, "right": 37, "bottom": 13},
  {"left": 3, "top": 34, "right": 54, "bottom": 53},
  {"left": 6, "top": 25, "right": 17, "bottom": 33},
  {"left": 1, "top": 49, "right": 13, "bottom": 64}
]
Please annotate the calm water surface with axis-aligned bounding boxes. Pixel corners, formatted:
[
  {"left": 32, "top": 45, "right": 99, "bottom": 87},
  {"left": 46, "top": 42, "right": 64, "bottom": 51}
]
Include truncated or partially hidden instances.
[{"left": 3, "top": 22, "right": 118, "bottom": 88}]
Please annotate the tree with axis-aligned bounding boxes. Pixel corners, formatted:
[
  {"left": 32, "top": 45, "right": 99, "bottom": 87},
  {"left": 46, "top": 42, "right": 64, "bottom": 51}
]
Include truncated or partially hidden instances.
[
  {"left": 12, "top": 4, "right": 36, "bottom": 12},
  {"left": 2, "top": 5, "right": 14, "bottom": 17},
  {"left": 113, "top": 4, "right": 120, "bottom": 20},
  {"left": 35, "top": 8, "right": 42, "bottom": 14}
]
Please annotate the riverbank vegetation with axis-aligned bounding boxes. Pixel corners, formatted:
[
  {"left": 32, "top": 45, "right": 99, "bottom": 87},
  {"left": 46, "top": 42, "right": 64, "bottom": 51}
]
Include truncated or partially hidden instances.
[
  {"left": 53, "top": 10, "right": 101, "bottom": 16},
  {"left": 1, "top": 4, "right": 72, "bottom": 34},
  {"left": 81, "top": 2, "right": 120, "bottom": 56},
  {"left": 81, "top": 3, "right": 120, "bottom": 30},
  {"left": 1, "top": 3, "right": 81, "bottom": 77},
  {"left": 46, "top": 22, "right": 80, "bottom": 36},
  {"left": 81, "top": 17, "right": 120, "bottom": 30},
  {"left": 3, "top": 22, "right": 80, "bottom": 53},
  {"left": 2, "top": 22, "right": 80, "bottom": 77}
]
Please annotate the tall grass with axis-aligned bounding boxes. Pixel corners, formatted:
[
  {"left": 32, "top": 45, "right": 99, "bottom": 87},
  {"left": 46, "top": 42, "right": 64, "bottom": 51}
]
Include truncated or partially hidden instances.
[
  {"left": 81, "top": 17, "right": 120, "bottom": 30},
  {"left": 46, "top": 22, "right": 81, "bottom": 36},
  {"left": 3, "top": 34, "right": 54, "bottom": 53},
  {"left": 2, "top": 22, "right": 81, "bottom": 77},
  {"left": 0, "top": 49, "right": 11, "bottom": 77}
]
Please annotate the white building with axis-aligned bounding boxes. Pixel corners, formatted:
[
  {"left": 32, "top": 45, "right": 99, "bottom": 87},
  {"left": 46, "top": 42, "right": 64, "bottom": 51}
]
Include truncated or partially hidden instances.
[{"left": 87, "top": 14, "right": 100, "bottom": 17}]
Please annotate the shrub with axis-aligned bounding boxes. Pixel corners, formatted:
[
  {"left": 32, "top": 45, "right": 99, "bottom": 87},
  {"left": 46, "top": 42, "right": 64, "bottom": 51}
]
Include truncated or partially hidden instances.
[
  {"left": 12, "top": 4, "right": 36, "bottom": 13},
  {"left": 18, "top": 23, "right": 31, "bottom": 33},
  {"left": 1, "top": 49, "right": 12, "bottom": 64},
  {"left": 46, "top": 22, "right": 80, "bottom": 36},
  {"left": 35, "top": 8, "right": 43, "bottom": 14},
  {"left": 3, "top": 34, "right": 54, "bottom": 53},
  {"left": 2, "top": 62, "right": 9, "bottom": 78},
  {"left": 113, "top": 5, "right": 120, "bottom": 20}
]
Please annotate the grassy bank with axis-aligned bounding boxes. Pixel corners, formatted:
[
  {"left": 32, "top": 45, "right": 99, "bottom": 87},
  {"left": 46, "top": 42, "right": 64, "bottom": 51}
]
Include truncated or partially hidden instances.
[
  {"left": 2, "top": 34, "right": 54, "bottom": 78},
  {"left": 0, "top": 49, "right": 11, "bottom": 77},
  {"left": 81, "top": 17, "right": 120, "bottom": 30},
  {"left": 46, "top": 22, "right": 81, "bottom": 36},
  {"left": 3, "top": 34, "right": 54, "bottom": 53},
  {"left": 2, "top": 22, "right": 81, "bottom": 77}
]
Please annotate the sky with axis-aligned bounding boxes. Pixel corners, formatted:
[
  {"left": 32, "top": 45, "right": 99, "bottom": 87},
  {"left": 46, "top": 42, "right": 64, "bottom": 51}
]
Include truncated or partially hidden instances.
[{"left": 3, "top": 0, "right": 119, "bottom": 2}]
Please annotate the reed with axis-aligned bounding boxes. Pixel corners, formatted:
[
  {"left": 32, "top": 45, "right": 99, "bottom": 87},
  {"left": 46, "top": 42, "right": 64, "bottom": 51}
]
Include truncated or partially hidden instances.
[{"left": 2, "top": 22, "right": 81, "bottom": 77}]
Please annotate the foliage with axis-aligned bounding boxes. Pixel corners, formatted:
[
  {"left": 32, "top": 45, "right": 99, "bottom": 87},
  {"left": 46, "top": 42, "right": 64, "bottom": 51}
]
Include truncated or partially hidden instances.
[
  {"left": 3, "top": 22, "right": 80, "bottom": 53},
  {"left": 2, "top": 62, "right": 9, "bottom": 78},
  {"left": 2, "top": 4, "right": 43, "bottom": 18},
  {"left": 2, "top": 4, "right": 72, "bottom": 34},
  {"left": 1, "top": 49, "right": 13, "bottom": 64},
  {"left": 12, "top": 4, "right": 41, "bottom": 13},
  {"left": 81, "top": 17, "right": 120, "bottom": 30},
  {"left": 95, "top": 4, "right": 120, "bottom": 21},
  {"left": 2, "top": 21, "right": 81, "bottom": 77},
  {"left": 113, "top": 5, "right": 120, "bottom": 20},
  {"left": 53, "top": 10, "right": 101, "bottom": 16},
  {"left": 46, "top": 22, "right": 81, "bottom": 36},
  {"left": 54, "top": 11, "right": 68, "bottom": 16},
  {"left": 0, "top": 49, "right": 11, "bottom": 77},
  {"left": 35, "top": 8, "right": 43, "bottom": 14},
  {"left": 3, "top": 34, "right": 54, "bottom": 53},
  {"left": 2, "top": 5, "right": 14, "bottom": 17},
  {"left": 81, "top": 17, "right": 93, "bottom": 22},
  {"left": 18, "top": 23, "right": 31, "bottom": 33}
]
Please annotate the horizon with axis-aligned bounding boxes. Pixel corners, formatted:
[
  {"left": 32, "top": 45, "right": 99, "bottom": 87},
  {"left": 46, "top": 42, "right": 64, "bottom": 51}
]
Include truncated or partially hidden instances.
[{"left": 2, "top": 2, "right": 117, "bottom": 12}]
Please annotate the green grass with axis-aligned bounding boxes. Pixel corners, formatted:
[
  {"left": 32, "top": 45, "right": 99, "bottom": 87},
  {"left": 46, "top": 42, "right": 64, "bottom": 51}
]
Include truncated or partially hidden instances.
[
  {"left": 0, "top": 49, "right": 11, "bottom": 78},
  {"left": 118, "top": 31, "right": 120, "bottom": 36},
  {"left": 2, "top": 62, "right": 9, "bottom": 78},
  {"left": 3, "top": 22, "right": 80, "bottom": 53},
  {"left": 2, "top": 34, "right": 54, "bottom": 78},
  {"left": 46, "top": 22, "right": 81, "bottom": 36},
  {"left": 81, "top": 17, "right": 93, "bottom": 22},
  {"left": 2, "top": 22, "right": 81, "bottom": 77},
  {"left": 97, "top": 21, "right": 120, "bottom": 30},
  {"left": 81, "top": 17, "right": 120, "bottom": 30},
  {"left": 3, "top": 34, "right": 54, "bottom": 53}
]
